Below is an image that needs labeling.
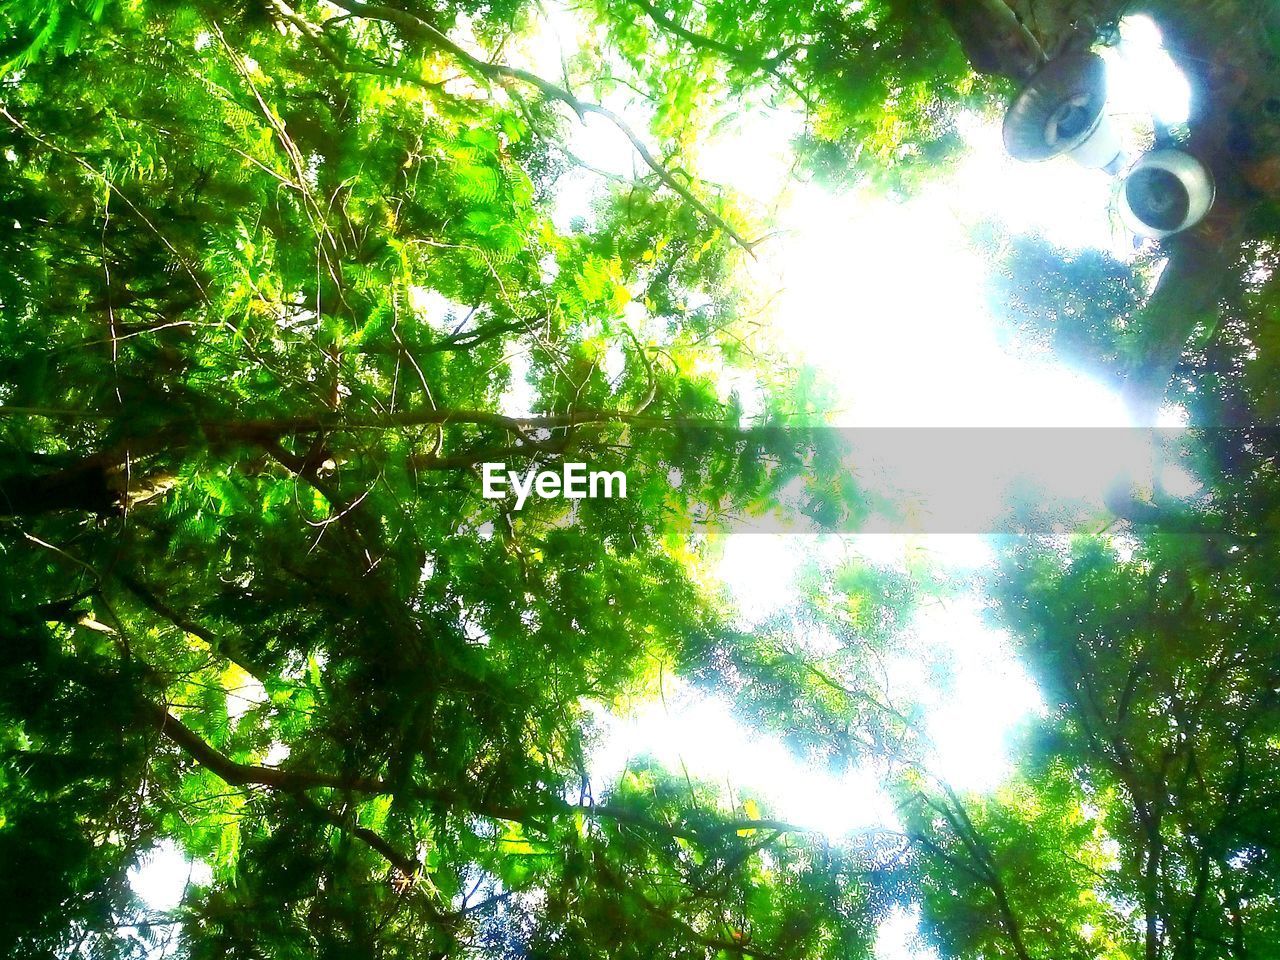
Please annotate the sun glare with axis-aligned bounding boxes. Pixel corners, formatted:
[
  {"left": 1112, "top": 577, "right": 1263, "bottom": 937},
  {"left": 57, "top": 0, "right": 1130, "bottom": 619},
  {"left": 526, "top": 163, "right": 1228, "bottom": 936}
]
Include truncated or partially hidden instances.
[
  {"left": 129, "top": 840, "right": 212, "bottom": 912},
  {"left": 563, "top": 7, "right": 1194, "bottom": 869},
  {"left": 590, "top": 690, "right": 902, "bottom": 839}
]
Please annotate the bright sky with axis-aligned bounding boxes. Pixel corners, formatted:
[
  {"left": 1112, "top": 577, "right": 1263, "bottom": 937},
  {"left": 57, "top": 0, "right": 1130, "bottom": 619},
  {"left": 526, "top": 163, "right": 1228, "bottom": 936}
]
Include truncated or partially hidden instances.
[
  {"left": 567, "top": 5, "right": 1188, "bottom": 796},
  {"left": 537, "top": 12, "right": 1189, "bottom": 959},
  {"left": 134, "top": 12, "right": 1191, "bottom": 958}
]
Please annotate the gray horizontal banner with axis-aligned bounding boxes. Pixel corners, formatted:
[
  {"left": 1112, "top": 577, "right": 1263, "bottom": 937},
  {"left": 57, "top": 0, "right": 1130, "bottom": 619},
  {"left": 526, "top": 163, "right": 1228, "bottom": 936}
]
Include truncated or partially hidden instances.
[{"left": 481, "top": 427, "right": 1236, "bottom": 534}]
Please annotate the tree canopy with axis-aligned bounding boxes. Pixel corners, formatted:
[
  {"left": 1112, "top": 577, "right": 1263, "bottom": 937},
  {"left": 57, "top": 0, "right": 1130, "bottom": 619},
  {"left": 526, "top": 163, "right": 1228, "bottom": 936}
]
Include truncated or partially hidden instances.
[{"left": 2, "top": 1, "right": 1279, "bottom": 959}]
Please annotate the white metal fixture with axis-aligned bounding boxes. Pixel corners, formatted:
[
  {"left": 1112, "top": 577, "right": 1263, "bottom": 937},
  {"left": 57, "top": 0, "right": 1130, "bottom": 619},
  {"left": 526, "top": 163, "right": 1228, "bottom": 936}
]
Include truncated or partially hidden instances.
[
  {"left": 1003, "top": 53, "right": 1124, "bottom": 172},
  {"left": 1118, "top": 148, "right": 1216, "bottom": 237}
]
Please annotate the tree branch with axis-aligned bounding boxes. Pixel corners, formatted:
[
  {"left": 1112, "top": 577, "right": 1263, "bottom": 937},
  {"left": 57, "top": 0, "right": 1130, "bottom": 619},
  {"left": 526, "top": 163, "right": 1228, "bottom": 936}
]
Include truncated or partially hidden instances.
[
  {"left": 323, "top": 0, "right": 760, "bottom": 253},
  {"left": 119, "top": 575, "right": 268, "bottom": 680},
  {"left": 934, "top": 0, "right": 1045, "bottom": 81},
  {"left": 144, "top": 699, "right": 389, "bottom": 794},
  {"left": 627, "top": 0, "right": 808, "bottom": 106},
  {"left": 146, "top": 696, "right": 811, "bottom": 845}
]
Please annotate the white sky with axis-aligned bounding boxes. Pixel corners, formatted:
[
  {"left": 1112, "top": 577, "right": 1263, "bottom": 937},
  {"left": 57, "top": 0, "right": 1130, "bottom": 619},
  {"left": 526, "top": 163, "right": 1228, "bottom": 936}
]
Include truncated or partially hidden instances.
[
  {"left": 590, "top": 689, "right": 903, "bottom": 837},
  {"left": 562, "top": 7, "right": 1189, "bottom": 818},
  {"left": 536, "top": 12, "right": 1188, "bottom": 958},
  {"left": 135, "top": 13, "right": 1191, "bottom": 958},
  {"left": 129, "top": 839, "right": 213, "bottom": 912}
]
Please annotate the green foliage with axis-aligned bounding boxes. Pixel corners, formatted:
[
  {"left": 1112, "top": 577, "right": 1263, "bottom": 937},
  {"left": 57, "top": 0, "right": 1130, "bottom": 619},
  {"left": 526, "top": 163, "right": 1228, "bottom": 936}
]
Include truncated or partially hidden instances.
[
  {"left": 987, "top": 233, "right": 1154, "bottom": 388},
  {"left": 988, "top": 530, "right": 1280, "bottom": 959},
  {"left": 903, "top": 765, "right": 1126, "bottom": 960},
  {"left": 0, "top": 0, "right": 863, "bottom": 955},
  {"left": 587, "top": 0, "right": 1006, "bottom": 190},
  {"left": 3, "top": 1, "right": 1280, "bottom": 959}
]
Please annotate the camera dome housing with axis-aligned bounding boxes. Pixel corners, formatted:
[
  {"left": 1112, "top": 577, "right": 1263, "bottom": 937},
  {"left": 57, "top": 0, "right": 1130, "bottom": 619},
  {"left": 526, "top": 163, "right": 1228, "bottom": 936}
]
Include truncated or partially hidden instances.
[
  {"left": 1119, "top": 149, "right": 1216, "bottom": 238},
  {"left": 1003, "top": 52, "right": 1122, "bottom": 171}
]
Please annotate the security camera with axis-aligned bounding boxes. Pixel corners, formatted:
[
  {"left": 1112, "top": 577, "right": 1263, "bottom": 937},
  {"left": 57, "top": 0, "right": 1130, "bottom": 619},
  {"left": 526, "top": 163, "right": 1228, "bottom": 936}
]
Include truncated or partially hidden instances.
[
  {"left": 1003, "top": 52, "right": 1124, "bottom": 172},
  {"left": 1118, "top": 149, "right": 1215, "bottom": 238}
]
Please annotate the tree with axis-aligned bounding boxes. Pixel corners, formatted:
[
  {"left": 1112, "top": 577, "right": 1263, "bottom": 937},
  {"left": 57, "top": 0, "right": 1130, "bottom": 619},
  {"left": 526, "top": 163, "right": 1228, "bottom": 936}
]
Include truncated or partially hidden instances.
[
  {"left": 0, "top": 1, "right": 854, "bottom": 955},
  {"left": 4, "top": 0, "right": 1280, "bottom": 958},
  {"left": 990, "top": 533, "right": 1280, "bottom": 960}
]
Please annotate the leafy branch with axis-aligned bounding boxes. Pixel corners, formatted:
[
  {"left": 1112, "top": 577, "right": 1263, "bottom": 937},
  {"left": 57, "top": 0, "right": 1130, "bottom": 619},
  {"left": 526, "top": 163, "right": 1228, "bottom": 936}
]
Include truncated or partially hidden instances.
[{"left": 314, "top": 0, "right": 761, "bottom": 253}]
